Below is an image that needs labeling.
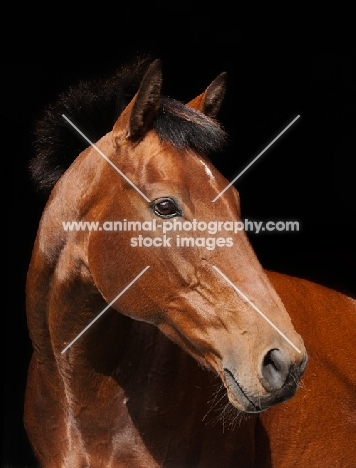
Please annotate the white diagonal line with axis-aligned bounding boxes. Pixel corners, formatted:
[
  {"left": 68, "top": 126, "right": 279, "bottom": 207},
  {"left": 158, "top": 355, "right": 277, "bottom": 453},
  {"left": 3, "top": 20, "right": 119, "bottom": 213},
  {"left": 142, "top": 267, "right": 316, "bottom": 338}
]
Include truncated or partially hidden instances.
[
  {"left": 62, "top": 114, "right": 151, "bottom": 202},
  {"left": 61, "top": 266, "right": 150, "bottom": 354},
  {"left": 212, "top": 115, "right": 300, "bottom": 202},
  {"left": 212, "top": 265, "right": 301, "bottom": 353}
]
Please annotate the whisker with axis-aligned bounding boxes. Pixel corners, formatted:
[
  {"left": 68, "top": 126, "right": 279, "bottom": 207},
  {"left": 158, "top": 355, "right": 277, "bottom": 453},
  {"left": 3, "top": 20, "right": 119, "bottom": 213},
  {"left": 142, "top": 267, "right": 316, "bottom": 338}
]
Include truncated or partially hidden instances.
[{"left": 202, "top": 380, "right": 247, "bottom": 432}]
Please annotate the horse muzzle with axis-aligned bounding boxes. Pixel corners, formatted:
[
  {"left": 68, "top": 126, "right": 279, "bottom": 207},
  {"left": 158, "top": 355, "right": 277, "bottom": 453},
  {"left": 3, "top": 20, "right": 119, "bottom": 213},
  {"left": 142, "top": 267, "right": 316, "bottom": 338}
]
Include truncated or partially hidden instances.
[{"left": 222, "top": 349, "right": 308, "bottom": 413}]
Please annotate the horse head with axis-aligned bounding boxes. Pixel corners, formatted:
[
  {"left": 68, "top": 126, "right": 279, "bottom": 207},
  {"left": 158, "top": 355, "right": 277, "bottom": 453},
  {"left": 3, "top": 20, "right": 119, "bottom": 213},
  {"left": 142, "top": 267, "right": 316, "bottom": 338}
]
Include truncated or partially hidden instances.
[{"left": 56, "top": 59, "right": 307, "bottom": 413}]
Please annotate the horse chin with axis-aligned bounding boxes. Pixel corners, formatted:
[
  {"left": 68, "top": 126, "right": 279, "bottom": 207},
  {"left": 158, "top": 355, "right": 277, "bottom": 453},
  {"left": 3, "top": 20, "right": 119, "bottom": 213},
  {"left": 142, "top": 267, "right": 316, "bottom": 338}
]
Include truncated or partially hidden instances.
[
  {"left": 222, "top": 370, "right": 265, "bottom": 413},
  {"left": 226, "top": 388, "right": 268, "bottom": 414}
]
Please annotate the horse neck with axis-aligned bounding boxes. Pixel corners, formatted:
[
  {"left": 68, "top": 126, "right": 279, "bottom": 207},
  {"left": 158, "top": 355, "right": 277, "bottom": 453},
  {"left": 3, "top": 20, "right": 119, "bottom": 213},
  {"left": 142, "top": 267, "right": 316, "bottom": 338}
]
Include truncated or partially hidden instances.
[{"left": 27, "top": 220, "right": 193, "bottom": 400}]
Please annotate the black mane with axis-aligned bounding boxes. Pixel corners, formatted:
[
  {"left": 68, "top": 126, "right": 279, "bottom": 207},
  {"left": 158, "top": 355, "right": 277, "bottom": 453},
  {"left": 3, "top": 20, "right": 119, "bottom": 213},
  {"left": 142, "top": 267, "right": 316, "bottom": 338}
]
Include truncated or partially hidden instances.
[{"left": 30, "top": 56, "right": 227, "bottom": 194}]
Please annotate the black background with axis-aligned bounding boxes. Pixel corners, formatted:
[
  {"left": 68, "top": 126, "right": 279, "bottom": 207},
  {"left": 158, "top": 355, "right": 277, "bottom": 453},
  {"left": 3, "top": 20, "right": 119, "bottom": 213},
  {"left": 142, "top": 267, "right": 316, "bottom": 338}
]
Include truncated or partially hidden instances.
[{"left": 5, "top": 3, "right": 355, "bottom": 467}]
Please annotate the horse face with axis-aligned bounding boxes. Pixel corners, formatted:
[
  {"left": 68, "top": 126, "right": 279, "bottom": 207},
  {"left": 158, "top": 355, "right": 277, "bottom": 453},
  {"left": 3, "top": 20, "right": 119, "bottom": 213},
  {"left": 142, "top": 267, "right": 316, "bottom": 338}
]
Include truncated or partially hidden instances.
[{"left": 88, "top": 60, "right": 307, "bottom": 413}]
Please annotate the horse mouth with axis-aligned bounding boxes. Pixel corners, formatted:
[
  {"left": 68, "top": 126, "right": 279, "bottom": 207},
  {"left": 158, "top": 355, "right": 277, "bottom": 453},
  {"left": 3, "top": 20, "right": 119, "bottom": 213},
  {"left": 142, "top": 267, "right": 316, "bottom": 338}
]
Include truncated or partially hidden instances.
[
  {"left": 223, "top": 369, "right": 266, "bottom": 414},
  {"left": 223, "top": 367, "right": 301, "bottom": 413}
]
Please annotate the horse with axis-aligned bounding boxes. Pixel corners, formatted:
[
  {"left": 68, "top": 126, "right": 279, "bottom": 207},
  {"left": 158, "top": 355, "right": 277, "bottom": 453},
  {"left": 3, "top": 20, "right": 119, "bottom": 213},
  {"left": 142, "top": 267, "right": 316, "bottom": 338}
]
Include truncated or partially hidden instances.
[{"left": 24, "top": 56, "right": 354, "bottom": 467}]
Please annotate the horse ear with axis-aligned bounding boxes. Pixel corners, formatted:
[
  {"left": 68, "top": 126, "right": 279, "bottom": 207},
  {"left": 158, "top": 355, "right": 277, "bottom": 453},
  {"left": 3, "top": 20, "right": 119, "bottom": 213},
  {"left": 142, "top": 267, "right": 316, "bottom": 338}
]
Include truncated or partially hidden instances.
[
  {"left": 113, "top": 59, "right": 162, "bottom": 144},
  {"left": 187, "top": 72, "right": 227, "bottom": 118}
]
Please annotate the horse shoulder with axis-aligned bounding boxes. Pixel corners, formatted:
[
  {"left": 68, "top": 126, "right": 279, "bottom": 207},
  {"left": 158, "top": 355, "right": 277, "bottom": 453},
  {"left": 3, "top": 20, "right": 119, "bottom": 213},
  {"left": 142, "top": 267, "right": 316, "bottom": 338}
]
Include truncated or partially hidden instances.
[{"left": 254, "top": 271, "right": 356, "bottom": 468}]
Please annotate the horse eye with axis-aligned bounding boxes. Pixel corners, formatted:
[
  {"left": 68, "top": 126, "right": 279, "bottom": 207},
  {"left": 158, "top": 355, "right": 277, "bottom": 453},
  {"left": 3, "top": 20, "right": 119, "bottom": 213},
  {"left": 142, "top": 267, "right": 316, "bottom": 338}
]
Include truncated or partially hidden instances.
[{"left": 152, "top": 199, "right": 181, "bottom": 218}]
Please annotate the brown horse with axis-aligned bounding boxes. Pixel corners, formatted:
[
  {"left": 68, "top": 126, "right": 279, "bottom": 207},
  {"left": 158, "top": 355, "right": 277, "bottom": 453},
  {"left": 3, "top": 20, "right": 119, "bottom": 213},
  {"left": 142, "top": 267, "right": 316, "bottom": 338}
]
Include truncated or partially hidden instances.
[{"left": 25, "top": 56, "right": 353, "bottom": 468}]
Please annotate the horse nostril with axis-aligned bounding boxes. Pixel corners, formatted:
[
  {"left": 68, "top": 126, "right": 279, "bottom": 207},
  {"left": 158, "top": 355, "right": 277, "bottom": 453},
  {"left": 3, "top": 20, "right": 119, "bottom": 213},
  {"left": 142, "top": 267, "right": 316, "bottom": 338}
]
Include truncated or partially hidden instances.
[{"left": 261, "top": 349, "right": 290, "bottom": 392}]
